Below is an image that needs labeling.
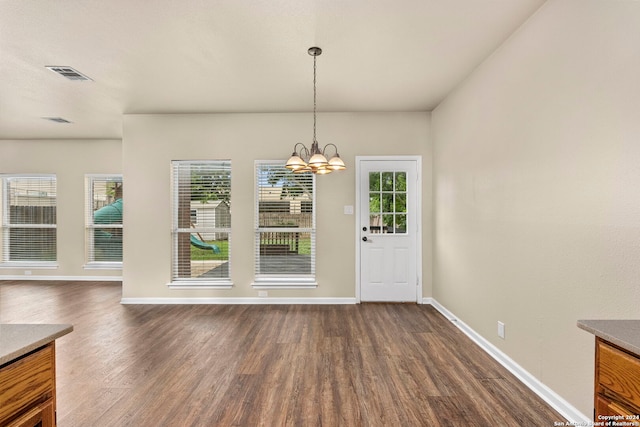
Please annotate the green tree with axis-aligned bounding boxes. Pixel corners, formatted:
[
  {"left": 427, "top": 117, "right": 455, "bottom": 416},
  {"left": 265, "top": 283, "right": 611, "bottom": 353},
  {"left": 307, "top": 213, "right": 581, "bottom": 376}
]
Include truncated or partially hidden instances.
[
  {"left": 266, "top": 167, "right": 312, "bottom": 200},
  {"left": 191, "top": 169, "right": 231, "bottom": 203}
]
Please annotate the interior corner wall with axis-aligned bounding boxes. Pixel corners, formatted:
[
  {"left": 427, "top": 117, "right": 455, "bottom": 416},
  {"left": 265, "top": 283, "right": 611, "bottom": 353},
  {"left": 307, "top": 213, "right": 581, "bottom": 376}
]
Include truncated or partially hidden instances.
[
  {"left": 0, "top": 139, "right": 123, "bottom": 279},
  {"left": 431, "top": 0, "right": 640, "bottom": 416},
  {"left": 121, "top": 112, "right": 431, "bottom": 300}
]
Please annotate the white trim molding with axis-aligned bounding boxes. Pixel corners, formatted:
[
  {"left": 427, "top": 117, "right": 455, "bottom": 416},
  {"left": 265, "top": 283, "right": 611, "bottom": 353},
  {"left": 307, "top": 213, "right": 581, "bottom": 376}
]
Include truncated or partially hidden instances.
[
  {"left": 425, "top": 297, "right": 590, "bottom": 424},
  {"left": 168, "top": 281, "right": 234, "bottom": 290},
  {"left": 251, "top": 282, "right": 318, "bottom": 289},
  {"left": 0, "top": 263, "right": 58, "bottom": 269},
  {"left": 84, "top": 262, "right": 123, "bottom": 270},
  {"left": 0, "top": 275, "right": 122, "bottom": 281},
  {"left": 121, "top": 297, "right": 357, "bottom": 305}
]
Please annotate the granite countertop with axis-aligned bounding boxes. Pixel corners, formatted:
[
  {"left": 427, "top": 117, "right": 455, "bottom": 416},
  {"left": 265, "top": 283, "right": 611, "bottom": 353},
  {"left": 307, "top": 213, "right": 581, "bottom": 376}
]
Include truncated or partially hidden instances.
[
  {"left": 577, "top": 320, "right": 640, "bottom": 355},
  {"left": 0, "top": 324, "right": 73, "bottom": 366}
]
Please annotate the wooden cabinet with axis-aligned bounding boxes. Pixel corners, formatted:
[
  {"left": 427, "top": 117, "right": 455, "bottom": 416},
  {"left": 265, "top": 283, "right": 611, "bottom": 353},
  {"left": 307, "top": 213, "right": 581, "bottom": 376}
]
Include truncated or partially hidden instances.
[
  {"left": 0, "top": 343, "right": 57, "bottom": 427},
  {"left": 595, "top": 337, "right": 640, "bottom": 419}
]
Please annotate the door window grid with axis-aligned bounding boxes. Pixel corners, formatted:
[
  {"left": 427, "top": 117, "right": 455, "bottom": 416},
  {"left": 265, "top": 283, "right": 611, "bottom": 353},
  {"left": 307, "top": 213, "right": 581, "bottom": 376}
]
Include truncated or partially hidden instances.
[{"left": 369, "top": 171, "right": 407, "bottom": 234}]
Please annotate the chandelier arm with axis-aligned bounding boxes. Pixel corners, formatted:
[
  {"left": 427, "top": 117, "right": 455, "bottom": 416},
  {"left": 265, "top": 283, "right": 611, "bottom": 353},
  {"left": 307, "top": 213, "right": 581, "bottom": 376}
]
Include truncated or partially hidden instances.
[
  {"left": 321, "top": 143, "right": 340, "bottom": 157},
  {"left": 300, "top": 145, "right": 310, "bottom": 161},
  {"left": 293, "top": 142, "right": 310, "bottom": 161},
  {"left": 292, "top": 142, "right": 307, "bottom": 154}
]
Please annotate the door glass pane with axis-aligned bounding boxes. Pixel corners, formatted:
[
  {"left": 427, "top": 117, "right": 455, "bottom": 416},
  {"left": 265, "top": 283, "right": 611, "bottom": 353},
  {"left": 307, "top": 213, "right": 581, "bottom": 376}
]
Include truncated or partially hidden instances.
[
  {"left": 381, "top": 172, "right": 394, "bottom": 191},
  {"left": 369, "top": 172, "right": 380, "bottom": 191},
  {"left": 395, "top": 172, "right": 407, "bottom": 191},
  {"left": 382, "top": 193, "right": 393, "bottom": 213},
  {"left": 382, "top": 214, "right": 394, "bottom": 232},
  {"left": 395, "top": 193, "right": 406, "bottom": 213},
  {"left": 395, "top": 214, "right": 407, "bottom": 233},
  {"left": 369, "top": 193, "right": 380, "bottom": 213},
  {"left": 369, "top": 215, "right": 382, "bottom": 232}
]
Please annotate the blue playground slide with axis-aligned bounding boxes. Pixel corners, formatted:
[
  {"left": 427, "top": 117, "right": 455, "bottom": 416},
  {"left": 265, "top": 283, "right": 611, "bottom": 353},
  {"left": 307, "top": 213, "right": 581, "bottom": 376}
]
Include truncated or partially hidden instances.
[{"left": 190, "top": 235, "right": 221, "bottom": 254}]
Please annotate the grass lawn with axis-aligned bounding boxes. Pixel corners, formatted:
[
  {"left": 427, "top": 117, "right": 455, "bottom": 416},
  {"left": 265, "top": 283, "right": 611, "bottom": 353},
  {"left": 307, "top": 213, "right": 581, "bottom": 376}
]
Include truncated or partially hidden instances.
[
  {"left": 190, "top": 240, "right": 229, "bottom": 261},
  {"left": 190, "top": 238, "right": 312, "bottom": 260}
]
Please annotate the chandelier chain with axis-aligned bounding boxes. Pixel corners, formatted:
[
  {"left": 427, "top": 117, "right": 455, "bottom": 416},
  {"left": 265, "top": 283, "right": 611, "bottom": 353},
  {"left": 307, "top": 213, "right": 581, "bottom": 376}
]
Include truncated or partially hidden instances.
[{"left": 313, "top": 53, "right": 317, "bottom": 143}]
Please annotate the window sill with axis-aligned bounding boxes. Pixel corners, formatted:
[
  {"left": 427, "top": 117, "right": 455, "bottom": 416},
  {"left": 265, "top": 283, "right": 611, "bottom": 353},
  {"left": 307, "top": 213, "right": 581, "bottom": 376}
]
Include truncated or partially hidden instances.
[
  {"left": 252, "top": 279, "right": 318, "bottom": 289},
  {"left": 0, "top": 262, "right": 58, "bottom": 269},
  {"left": 168, "top": 281, "right": 233, "bottom": 290},
  {"left": 84, "top": 262, "right": 122, "bottom": 270}
]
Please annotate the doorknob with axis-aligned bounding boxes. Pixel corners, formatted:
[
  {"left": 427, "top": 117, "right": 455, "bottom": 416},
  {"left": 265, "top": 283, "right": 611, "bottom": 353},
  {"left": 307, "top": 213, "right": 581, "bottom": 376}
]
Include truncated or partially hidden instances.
[
  {"left": 362, "top": 236, "right": 368, "bottom": 242},
  {"left": 362, "top": 226, "right": 367, "bottom": 231}
]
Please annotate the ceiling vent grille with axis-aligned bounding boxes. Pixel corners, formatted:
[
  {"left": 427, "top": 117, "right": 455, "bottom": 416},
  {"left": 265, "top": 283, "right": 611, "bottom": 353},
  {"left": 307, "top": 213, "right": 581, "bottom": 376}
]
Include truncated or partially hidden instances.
[
  {"left": 45, "top": 66, "right": 92, "bottom": 81},
  {"left": 42, "top": 117, "right": 72, "bottom": 123}
]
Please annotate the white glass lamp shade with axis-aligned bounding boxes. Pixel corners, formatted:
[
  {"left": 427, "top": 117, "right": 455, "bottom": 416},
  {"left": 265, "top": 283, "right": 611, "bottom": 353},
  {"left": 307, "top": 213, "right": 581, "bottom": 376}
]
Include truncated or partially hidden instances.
[
  {"left": 314, "top": 166, "right": 333, "bottom": 175},
  {"left": 286, "top": 155, "right": 307, "bottom": 170},
  {"left": 293, "top": 164, "right": 313, "bottom": 174},
  {"left": 328, "top": 155, "right": 346, "bottom": 171},
  {"left": 308, "top": 153, "right": 329, "bottom": 168}
]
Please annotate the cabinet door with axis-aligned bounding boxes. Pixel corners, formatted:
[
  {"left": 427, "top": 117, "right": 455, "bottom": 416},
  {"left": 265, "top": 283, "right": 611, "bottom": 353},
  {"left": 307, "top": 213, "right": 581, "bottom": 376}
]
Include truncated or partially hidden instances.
[
  {"left": 0, "top": 345, "right": 54, "bottom": 424},
  {"left": 596, "top": 395, "right": 635, "bottom": 417},
  {"left": 5, "top": 397, "right": 55, "bottom": 427},
  {"left": 597, "top": 340, "right": 640, "bottom": 409}
]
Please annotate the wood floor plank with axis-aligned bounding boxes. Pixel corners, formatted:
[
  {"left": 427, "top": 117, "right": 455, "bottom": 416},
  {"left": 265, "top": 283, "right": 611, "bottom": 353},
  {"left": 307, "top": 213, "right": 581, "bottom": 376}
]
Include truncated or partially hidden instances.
[{"left": 0, "top": 281, "right": 565, "bottom": 426}]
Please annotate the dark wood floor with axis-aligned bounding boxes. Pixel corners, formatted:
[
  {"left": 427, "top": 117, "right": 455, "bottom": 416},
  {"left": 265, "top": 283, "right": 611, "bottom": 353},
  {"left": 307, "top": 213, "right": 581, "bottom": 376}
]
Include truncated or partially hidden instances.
[{"left": 0, "top": 281, "right": 563, "bottom": 426}]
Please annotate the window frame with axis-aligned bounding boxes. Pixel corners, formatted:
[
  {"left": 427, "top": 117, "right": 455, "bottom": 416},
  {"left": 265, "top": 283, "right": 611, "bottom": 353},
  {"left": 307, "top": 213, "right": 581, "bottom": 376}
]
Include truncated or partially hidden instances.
[
  {"left": 0, "top": 174, "right": 58, "bottom": 268},
  {"left": 169, "top": 160, "right": 232, "bottom": 289},
  {"left": 84, "top": 174, "right": 123, "bottom": 269},
  {"left": 253, "top": 160, "right": 317, "bottom": 289}
]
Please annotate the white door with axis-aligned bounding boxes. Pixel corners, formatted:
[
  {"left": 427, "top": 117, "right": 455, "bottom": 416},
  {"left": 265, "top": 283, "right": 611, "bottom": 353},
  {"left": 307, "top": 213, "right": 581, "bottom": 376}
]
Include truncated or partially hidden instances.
[{"left": 358, "top": 158, "right": 420, "bottom": 302}]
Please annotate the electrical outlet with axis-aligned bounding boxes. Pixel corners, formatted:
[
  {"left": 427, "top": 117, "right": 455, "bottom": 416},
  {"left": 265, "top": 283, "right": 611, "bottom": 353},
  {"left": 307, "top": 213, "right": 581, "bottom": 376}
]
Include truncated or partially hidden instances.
[
  {"left": 258, "top": 291, "right": 268, "bottom": 297},
  {"left": 498, "top": 321, "right": 505, "bottom": 339}
]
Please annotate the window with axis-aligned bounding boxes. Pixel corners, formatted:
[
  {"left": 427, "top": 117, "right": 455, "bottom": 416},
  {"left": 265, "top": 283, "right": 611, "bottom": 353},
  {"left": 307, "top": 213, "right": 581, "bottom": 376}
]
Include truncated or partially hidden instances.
[
  {"left": 1, "top": 175, "right": 57, "bottom": 266},
  {"left": 368, "top": 171, "right": 407, "bottom": 234},
  {"left": 171, "top": 161, "right": 231, "bottom": 286},
  {"left": 85, "top": 175, "right": 123, "bottom": 268},
  {"left": 254, "top": 161, "right": 316, "bottom": 287}
]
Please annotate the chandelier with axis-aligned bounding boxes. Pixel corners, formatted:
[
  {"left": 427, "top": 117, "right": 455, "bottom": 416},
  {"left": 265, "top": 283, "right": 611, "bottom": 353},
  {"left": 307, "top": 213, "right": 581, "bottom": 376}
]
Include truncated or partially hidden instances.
[{"left": 285, "top": 47, "right": 346, "bottom": 175}]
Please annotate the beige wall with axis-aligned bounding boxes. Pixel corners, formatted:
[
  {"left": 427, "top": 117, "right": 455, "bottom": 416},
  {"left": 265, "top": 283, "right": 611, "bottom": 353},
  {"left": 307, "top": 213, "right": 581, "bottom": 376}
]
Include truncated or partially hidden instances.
[
  {"left": 432, "top": 0, "right": 640, "bottom": 416},
  {"left": 0, "top": 139, "right": 122, "bottom": 278},
  {"left": 122, "top": 112, "right": 431, "bottom": 299}
]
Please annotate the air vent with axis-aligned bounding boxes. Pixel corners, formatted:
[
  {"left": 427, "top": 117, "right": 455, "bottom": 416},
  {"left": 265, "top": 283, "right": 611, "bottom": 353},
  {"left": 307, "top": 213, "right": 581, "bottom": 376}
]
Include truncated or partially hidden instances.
[
  {"left": 42, "top": 117, "right": 72, "bottom": 124},
  {"left": 45, "top": 66, "right": 92, "bottom": 81}
]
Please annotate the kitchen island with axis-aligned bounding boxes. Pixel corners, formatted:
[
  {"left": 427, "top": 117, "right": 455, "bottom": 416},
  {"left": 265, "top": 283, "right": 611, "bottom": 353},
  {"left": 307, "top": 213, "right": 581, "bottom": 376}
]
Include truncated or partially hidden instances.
[{"left": 0, "top": 324, "right": 73, "bottom": 427}]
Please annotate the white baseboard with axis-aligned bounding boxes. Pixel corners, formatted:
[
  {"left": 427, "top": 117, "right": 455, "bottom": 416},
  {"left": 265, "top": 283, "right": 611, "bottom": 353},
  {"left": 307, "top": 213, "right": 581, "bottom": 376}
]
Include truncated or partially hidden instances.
[
  {"left": 121, "top": 297, "right": 357, "bottom": 305},
  {"left": 424, "top": 297, "right": 589, "bottom": 424},
  {"left": 0, "top": 275, "right": 122, "bottom": 282}
]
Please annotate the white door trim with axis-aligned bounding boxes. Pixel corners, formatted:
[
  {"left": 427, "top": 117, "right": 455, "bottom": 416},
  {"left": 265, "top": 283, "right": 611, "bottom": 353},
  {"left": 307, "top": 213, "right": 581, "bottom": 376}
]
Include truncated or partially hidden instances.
[{"left": 355, "top": 155, "right": 422, "bottom": 303}]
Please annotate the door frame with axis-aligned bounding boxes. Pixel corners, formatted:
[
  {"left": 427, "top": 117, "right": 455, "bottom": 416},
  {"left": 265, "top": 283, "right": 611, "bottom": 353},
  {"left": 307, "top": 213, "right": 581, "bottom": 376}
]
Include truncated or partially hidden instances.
[{"left": 355, "top": 155, "right": 423, "bottom": 303}]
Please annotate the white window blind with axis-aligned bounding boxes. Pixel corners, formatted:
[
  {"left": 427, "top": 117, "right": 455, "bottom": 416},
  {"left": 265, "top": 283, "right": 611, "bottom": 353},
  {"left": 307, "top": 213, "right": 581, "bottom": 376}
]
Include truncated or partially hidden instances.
[
  {"left": 254, "top": 161, "right": 316, "bottom": 286},
  {"left": 171, "top": 160, "right": 231, "bottom": 284},
  {"left": 85, "top": 175, "right": 123, "bottom": 267},
  {"left": 1, "top": 175, "right": 57, "bottom": 266}
]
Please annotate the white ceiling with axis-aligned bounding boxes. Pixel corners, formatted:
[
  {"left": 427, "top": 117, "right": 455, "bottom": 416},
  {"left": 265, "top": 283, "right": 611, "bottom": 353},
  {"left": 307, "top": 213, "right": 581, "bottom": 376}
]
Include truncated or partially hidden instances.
[{"left": 0, "top": 0, "right": 546, "bottom": 139}]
